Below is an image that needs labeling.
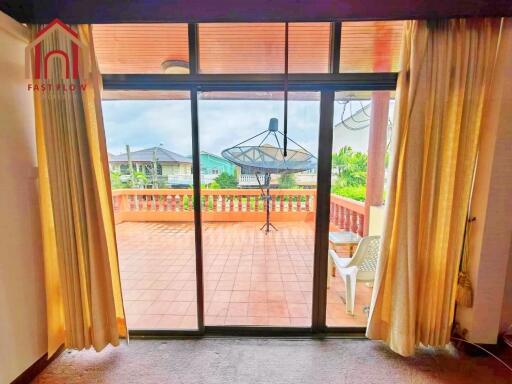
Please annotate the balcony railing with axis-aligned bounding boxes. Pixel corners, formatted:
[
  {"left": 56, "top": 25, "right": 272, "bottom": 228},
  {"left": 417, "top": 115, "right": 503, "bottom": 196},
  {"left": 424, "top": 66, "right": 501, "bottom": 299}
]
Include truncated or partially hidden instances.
[
  {"left": 238, "top": 173, "right": 318, "bottom": 187},
  {"left": 112, "top": 188, "right": 365, "bottom": 236}
]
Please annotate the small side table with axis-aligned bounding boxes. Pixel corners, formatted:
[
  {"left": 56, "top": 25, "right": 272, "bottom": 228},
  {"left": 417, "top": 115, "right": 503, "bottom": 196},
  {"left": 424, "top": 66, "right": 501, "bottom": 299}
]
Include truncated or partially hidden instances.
[
  {"left": 328, "top": 231, "right": 361, "bottom": 257},
  {"left": 328, "top": 231, "right": 361, "bottom": 284}
]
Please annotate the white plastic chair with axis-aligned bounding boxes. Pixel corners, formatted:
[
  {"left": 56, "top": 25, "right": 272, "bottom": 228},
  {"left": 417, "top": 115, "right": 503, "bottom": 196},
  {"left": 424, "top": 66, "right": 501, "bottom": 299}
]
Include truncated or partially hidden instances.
[{"left": 328, "top": 235, "right": 380, "bottom": 315}]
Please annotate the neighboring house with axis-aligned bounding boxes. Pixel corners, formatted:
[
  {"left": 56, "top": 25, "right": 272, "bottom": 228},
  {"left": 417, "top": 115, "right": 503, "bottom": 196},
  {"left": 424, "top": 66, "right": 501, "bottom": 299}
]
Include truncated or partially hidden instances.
[
  {"left": 109, "top": 146, "right": 192, "bottom": 186},
  {"left": 200, "top": 151, "right": 237, "bottom": 176}
]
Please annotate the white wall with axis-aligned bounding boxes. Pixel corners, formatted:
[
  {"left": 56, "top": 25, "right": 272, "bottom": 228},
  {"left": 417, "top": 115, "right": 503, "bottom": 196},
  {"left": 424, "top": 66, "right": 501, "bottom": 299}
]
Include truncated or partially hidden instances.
[
  {"left": 0, "top": 12, "right": 47, "bottom": 383},
  {"left": 455, "top": 19, "right": 512, "bottom": 344}
]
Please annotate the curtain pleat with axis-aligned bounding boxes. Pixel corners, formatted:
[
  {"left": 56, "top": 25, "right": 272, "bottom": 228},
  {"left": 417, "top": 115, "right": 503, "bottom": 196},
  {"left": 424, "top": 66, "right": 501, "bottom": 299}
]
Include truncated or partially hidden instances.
[
  {"left": 367, "top": 18, "right": 504, "bottom": 356},
  {"left": 32, "top": 24, "right": 127, "bottom": 356}
]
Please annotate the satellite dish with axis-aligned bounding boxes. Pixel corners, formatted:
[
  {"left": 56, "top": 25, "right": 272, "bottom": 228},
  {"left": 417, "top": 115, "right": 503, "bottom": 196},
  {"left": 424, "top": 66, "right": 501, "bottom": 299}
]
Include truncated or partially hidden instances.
[{"left": 221, "top": 118, "right": 316, "bottom": 233}]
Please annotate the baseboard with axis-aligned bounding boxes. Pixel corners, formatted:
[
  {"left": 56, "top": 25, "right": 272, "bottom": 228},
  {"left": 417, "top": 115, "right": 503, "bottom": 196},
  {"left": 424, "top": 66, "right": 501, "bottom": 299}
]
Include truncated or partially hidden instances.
[{"left": 10, "top": 345, "right": 64, "bottom": 384}]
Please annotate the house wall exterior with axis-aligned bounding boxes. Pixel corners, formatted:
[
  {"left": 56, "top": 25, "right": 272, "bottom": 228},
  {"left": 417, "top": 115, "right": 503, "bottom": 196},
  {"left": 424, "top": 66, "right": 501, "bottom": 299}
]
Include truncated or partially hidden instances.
[
  {"left": 110, "top": 162, "right": 192, "bottom": 176},
  {"left": 200, "top": 153, "right": 236, "bottom": 175}
]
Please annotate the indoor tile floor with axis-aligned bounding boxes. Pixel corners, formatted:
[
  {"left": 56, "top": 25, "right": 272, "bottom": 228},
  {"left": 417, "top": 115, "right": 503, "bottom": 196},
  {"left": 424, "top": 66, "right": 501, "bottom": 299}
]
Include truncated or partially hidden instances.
[{"left": 117, "top": 221, "right": 373, "bottom": 329}]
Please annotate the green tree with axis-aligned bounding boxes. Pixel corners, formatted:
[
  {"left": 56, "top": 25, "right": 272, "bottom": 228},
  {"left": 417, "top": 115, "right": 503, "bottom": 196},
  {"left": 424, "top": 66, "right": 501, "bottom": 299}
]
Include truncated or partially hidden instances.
[
  {"left": 331, "top": 146, "right": 368, "bottom": 187},
  {"left": 110, "top": 171, "right": 125, "bottom": 189},
  {"left": 331, "top": 145, "right": 369, "bottom": 201},
  {"left": 212, "top": 172, "right": 238, "bottom": 189},
  {"left": 277, "top": 173, "right": 297, "bottom": 189}
]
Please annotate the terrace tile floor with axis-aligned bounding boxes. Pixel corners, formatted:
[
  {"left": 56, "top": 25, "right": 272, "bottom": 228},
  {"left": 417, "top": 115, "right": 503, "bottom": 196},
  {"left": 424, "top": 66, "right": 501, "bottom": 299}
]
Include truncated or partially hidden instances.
[{"left": 117, "top": 221, "right": 372, "bottom": 329}]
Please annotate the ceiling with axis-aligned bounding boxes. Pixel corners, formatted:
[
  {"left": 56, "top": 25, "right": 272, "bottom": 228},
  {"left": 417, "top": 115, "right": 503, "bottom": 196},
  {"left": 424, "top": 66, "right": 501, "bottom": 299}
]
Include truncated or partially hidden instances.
[
  {"left": 93, "top": 21, "right": 403, "bottom": 75},
  {"left": 1, "top": 0, "right": 511, "bottom": 24}
]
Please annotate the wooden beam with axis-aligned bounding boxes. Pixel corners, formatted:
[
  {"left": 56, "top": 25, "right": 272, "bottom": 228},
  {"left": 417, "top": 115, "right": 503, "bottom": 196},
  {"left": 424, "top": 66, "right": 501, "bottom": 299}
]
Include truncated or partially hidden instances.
[{"left": 1, "top": 0, "right": 511, "bottom": 24}]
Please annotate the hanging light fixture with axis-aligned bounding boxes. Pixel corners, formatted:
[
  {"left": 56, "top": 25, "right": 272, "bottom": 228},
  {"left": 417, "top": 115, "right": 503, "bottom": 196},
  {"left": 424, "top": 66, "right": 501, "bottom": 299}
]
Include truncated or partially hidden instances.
[{"left": 161, "top": 59, "right": 190, "bottom": 74}]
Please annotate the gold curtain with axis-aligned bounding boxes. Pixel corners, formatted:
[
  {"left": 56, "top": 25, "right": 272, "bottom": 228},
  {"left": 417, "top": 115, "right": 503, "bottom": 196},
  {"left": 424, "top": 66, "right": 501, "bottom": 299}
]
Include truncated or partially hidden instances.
[
  {"left": 33, "top": 24, "right": 127, "bottom": 356},
  {"left": 366, "top": 18, "right": 504, "bottom": 356}
]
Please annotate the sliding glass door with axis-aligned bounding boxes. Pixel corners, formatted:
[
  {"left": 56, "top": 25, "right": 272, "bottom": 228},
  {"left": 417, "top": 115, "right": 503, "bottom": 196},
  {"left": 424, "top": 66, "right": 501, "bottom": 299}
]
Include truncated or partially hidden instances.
[
  {"left": 103, "top": 91, "right": 199, "bottom": 330},
  {"left": 325, "top": 90, "right": 395, "bottom": 328},
  {"left": 198, "top": 91, "right": 320, "bottom": 327}
]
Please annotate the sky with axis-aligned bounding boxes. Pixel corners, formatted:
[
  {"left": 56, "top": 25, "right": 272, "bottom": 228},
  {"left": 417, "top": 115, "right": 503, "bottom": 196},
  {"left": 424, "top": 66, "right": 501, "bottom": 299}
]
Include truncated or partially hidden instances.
[{"left": 102, "top": 98, "right": 386, "bottom": 158}]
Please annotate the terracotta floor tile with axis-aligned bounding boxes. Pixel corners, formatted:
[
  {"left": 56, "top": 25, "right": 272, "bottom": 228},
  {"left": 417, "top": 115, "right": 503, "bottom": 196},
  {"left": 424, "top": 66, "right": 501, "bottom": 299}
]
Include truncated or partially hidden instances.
[
  {"left": 132, "top": 314, "right": 162, "bottom": 328},
  {"left": 227, "top": 302, "right": 249, "bottom": 317},
  {"left": 211, "top": 290, "right": 232, "bottom": 302},
  {"left": 165, "top": 301, "right": 191, "bottom": 316},
  {"left": 123, "top": 290, "right": 143, "bottom": 301},
  {"left": 175, "top": 290, "right": 196, "bottom": 302},
  {"left": 290, "top": 317, "right": 310, "bottom": 326},
  {"left": 285, "top": 291, "right": 306, "bottom": 304},
  {"left": 216, "top": 280, "right": 235, "bottom": 290},
  {"left": 248, "top": 302, "right": 268, "bottom": 317},
  {"left": 288, "top": 303, "right": 310, "bottom": 318},
  {"left": 267, "top": 302, "right": 289, "bottom": 317},
  {"left": 230, "top": 290, "right": 250, "bottom": 303},
  {"left": 207, "top": 302, "right": 229, "bottom": 316},
  {"left": 117, "top": 222, "right": 370, "bottom": 329},
  {"left": 157, "top": 290, "right": 179, "bottom": 301},
  {"left": 156, "top": 315, "right": 184, "bottom": 329},
  {"left": 281, "top": 274, "right": 298, "bottom": 282},
  {"left": 266, "top": 291, "right": 286, "bottom": 302},
  {"left": 266, "top": 281, "right": 284, "bottom": 291},
  {"left": 124, "top": 300, "right": 152, "bottom": 315},
  {"left": 248, "top": 290, "right": 267, "bottom": 303},
  {"left": 180, "top": 315, "right": 198, "bottom": 329},
  {"left": 267, "top": 317, "right": 291, "bottom": 326},
  {"left": 144, "top": 300, "right": 173, "bottom": 315}
]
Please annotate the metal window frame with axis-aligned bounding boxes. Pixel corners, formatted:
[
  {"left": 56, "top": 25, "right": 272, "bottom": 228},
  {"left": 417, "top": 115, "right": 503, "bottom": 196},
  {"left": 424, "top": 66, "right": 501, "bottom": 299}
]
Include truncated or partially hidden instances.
[{"left": 102, "top": 22, "right": 397, "bottom": 338}]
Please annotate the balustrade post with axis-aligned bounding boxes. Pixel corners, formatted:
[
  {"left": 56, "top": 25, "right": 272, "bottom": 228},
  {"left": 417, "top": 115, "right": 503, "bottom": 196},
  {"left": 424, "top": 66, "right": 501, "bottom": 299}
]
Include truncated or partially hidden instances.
[
  {"left": 213, "top": 195, "right": 218, "bottom": 212},
  {"left": 170, "top": 195, "right": 176, "bottom": 211},
  {"left": 358, "top": 214, "right": 364, "bottom": 237},
  {"left": 288, "top": 195, "right": 293, "bottom": 212},
  {"left": 351, "top": 211, "right": 358, "bottom": 234},
  {"left": 203, "top": 195, "right": 209, "bottom": 211},
  {"left": 129, "top": 194, "right": 135, "bottom": 211},
  {"left": 188, "top": 195, "right": 193, "bottom": 211},
  {"left": 179, "top": 194, "right": 184, "bottom": 211},
  {"left": 305, "top": 194, "right": 310, "bottom": 211},
  {"left": 238, "top": 195, "right": 242, "bottom": 211},
  {"left": 344, "top": 208, "right": 351, "bottom": 230},
  {"left": 245, "top": 195, "right": 250, "bottom": 212}
]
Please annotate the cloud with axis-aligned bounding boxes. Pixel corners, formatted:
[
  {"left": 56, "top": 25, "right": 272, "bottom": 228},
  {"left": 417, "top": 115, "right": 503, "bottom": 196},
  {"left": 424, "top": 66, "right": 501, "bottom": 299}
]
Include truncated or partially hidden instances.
[{"left": 102, "top": 98, "right": 374, "bottom": 157}]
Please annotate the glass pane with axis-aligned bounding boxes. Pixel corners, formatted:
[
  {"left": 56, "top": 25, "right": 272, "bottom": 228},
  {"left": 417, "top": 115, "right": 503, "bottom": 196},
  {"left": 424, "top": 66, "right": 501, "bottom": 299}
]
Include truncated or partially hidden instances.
[
  {"left": 326, "top": 90, "right": 395, "bottom": 327},
  {"left": 198, "top": 23, "right": 285, "bottom": 73},
  {"left": 288, "top": 22, "right": 331, "bottom": 73},
  {"left": 103, "top": 91, "right": 198, "bottom": 330},
  {"left": 340, "top": 21, "right": 404, "bottom": 72},
  {"left": 93, "top": 24, "right": 189, "bottom": 74},
  {"left": 198, "top": 92, "right": 320, "bottom": 326}
]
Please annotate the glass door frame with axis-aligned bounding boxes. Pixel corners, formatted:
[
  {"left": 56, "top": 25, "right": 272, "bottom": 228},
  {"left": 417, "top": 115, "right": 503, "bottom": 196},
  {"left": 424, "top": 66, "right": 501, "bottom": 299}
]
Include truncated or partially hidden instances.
[{"left": 102, "top": 22, "right": 397, "bottom": 337}]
